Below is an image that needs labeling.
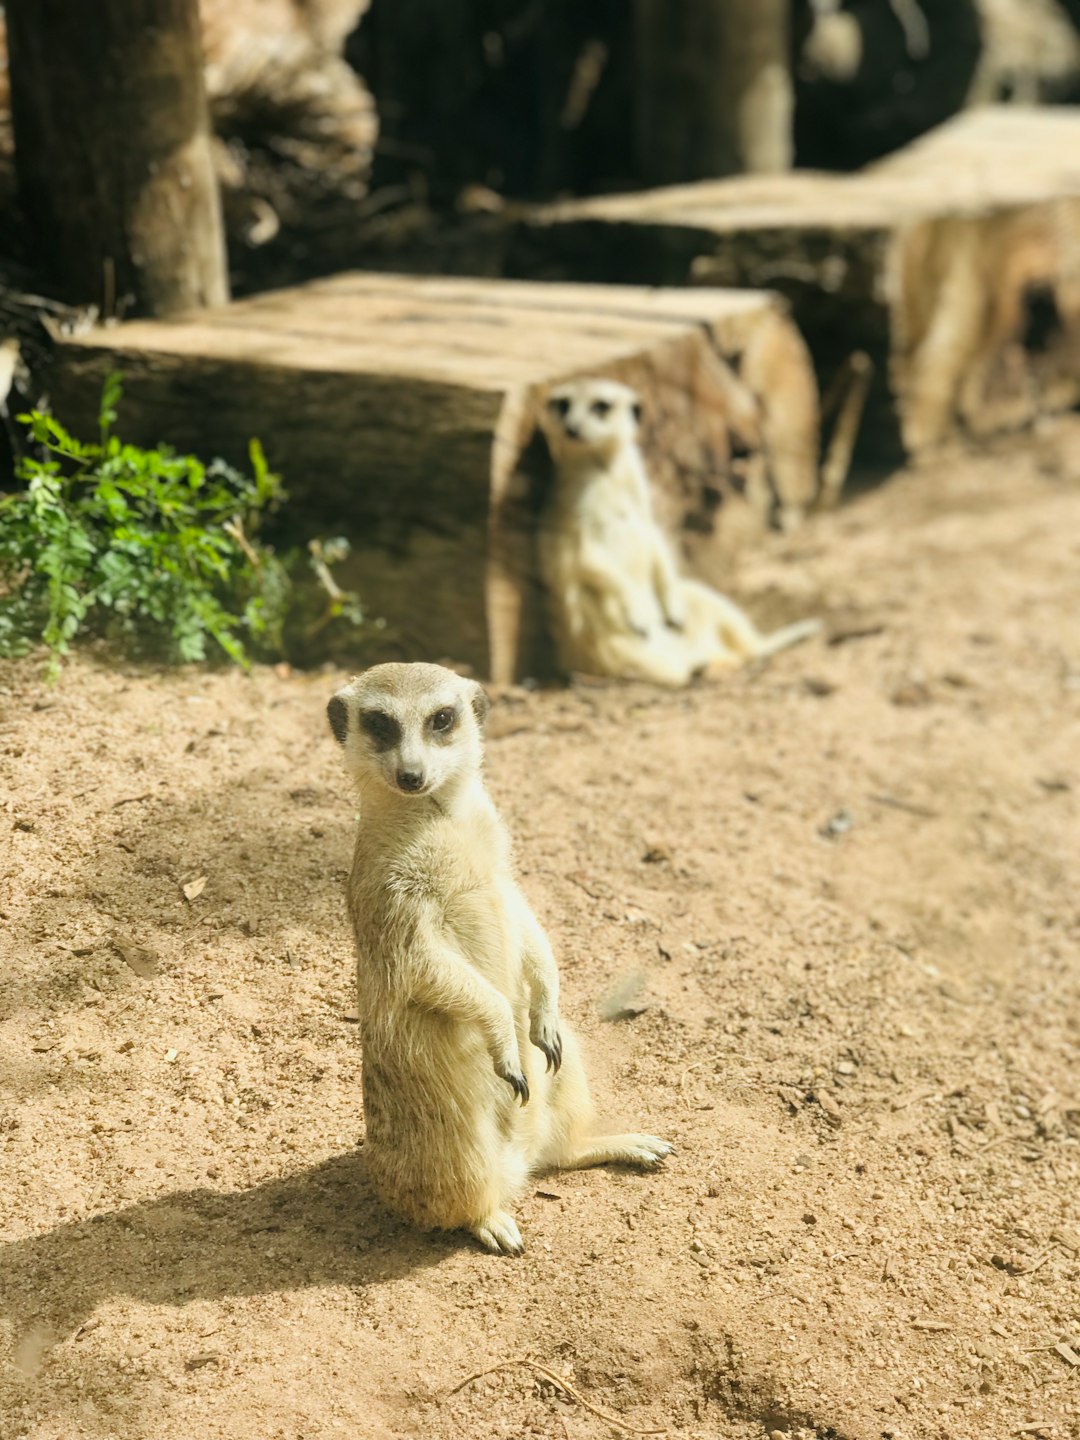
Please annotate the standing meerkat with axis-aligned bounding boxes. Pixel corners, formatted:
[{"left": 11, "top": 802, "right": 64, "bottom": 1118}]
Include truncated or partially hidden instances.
[
  {"left": 537, "top": 378, "right": 821, "bottom": 687},
  {"left": 327, "top": 662, "right": 671, "bottom": 1255}
]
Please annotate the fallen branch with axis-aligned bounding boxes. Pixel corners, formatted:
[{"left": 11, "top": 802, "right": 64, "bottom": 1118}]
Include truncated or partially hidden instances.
[
  {"left": 450, "top": 1356, "right": 666, "bottom": 1436},
  {"left": 869, "top": 792, "right": 940, "bottom": 819}
]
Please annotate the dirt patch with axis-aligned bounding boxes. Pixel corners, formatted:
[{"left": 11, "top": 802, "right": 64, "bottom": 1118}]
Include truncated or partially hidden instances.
[{"left": 2, "top": 430, "right": 1080, "bottom": 1440}]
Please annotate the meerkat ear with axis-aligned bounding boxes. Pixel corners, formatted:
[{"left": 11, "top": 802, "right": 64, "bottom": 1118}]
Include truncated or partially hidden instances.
[
  {"left": 327, "top": 691, "right": 350, "bottom": 746},
  {"left": 469, "top": 681, "right": 491, "bottom": 731}
]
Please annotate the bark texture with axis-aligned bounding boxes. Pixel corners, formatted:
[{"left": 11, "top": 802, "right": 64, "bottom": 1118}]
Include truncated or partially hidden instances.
[
  {"left": 634, "top": 0, "right": 793, "bottom": 183},
  {"left": 5, "top": 0, "right": 228, "bottom": 316}
]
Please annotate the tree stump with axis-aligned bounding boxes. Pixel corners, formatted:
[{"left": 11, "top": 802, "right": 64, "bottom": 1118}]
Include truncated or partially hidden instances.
[
  {"left": 48, "top": 273, "right": 819, "bottom": 682},
  {"left": 509, "top": 106, "right": 1080, "bottom": 459}
]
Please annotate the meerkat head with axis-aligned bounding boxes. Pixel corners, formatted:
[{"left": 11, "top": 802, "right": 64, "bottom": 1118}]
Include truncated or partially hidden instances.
[
  {"left": 540, "top": 377, "right": 643, "bottom": 466},
  {"left": 327, "top": 662, "right": 490, "bottom": 801}
]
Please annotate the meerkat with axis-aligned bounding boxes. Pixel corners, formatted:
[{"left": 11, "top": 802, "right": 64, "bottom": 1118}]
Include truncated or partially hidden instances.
[
  {"left": 537, "top": 378, "right": 821, "bottom": 688},
  {"left": 327, "top": 662, "right": 671, "bottom": 1255}
]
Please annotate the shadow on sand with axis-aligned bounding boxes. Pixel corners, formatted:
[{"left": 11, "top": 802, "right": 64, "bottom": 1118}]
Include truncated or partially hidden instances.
[{"left": 1, "top": 1148, "right": 454, "bottom": 1349}]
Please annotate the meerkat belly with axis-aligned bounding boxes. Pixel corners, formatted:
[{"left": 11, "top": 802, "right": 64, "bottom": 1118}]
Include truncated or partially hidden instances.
[
  {"left": 578, "top": 509, "right": 664, "bottom": 629},
  {"left": 361, "top": 1007, "right": 511, "bottom": 1229},
  {"left": 359, "top": 873, "right": 529, "bottom": 1229},
  {"left": 583, "top": 505, "right": 653, "bottom": 578},
  {"left": 443, "top": 876, "right": 522, "bottom": 993}
]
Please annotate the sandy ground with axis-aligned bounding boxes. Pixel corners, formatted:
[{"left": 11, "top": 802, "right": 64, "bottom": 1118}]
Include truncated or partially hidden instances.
[{"left": 2, "top": 432, "right": 1080, "bottom": 1440}]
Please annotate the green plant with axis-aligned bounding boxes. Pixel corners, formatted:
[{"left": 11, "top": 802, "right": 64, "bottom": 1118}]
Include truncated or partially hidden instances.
[{"left": 0, "top": 375, "right": 361, "bottom": 674}]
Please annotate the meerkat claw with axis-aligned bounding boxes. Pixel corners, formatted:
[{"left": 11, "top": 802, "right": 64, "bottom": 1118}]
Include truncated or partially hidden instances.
[
  {"left": 530, "top": 1020, "right": 563, "bottom": 1073},
  {"left": 501, "top": 1070, "right": 529, "bottom": 1105},
  {"left": 540, "top": 1035, "right": 563, "bottom": 1073}
]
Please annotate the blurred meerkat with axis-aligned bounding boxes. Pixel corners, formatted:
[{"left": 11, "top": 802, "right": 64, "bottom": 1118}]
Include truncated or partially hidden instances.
[
  {"left": 537, "top": 378, "right": 820, "bottom": 687},
  {"left": 327, "top": 662, "right": 670, "bottom": 1255}
]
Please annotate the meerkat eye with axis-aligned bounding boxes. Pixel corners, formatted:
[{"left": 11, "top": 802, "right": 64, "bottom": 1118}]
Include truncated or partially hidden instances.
[
  {"left": 430, "top": 706, "right": 457, "bottom": 733},
  {"left": 590, "top": 399, "right": 612, "bottom": 419},
  {"left": 359, "top": 709, "right": 401, "bottom": 751},
  {"left": 547, "top": 396, "right": 571, "bottom": 419}
]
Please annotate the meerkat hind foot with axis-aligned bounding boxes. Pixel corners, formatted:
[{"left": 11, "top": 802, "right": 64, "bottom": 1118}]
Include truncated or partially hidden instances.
[
  {"left": 566, "top": 1133, "right": 673, "bottom": 1170},
  {"left": 471, "top": 1209, "right": 525, "bottom": 1256}
]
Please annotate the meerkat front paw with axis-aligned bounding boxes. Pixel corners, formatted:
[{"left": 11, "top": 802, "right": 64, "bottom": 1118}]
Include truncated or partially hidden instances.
[
  {"left": 661, "top": 594, "right": 687, "bottom": 631},
  {"left": 494, "top": 1055, "right": 530, "bottom": 1105},
  {"left": 529, "top": 1013, "right": 563, "bottom": 1073}
]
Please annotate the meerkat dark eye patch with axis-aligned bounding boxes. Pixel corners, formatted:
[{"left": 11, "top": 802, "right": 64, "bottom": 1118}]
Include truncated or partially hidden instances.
[
  {"left": 590, "top": 399, "right": 612, "bottom": 419},
  {"left": 429, "top": 705, "right": 458, "bottom": 735},
  {"left": 327, "top": 694, "right": 349, "bottom": 746},
  {"left": 359, "top": 709, "right": 401, "bottom": 751},
  {"left": 547, "top": 395, "right": 571, "bottom": 419},
  {"left": 631, "top": 400, "right": 643, "bottom": 425}
]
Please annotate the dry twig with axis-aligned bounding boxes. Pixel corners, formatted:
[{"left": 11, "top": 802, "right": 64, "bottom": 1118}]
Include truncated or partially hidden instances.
[
  {"left": 110, "top": 792, "right": 153, "bottom": 809},
  {"left": 450, "top": 1357, "right": 666, "bottom": 1436}
]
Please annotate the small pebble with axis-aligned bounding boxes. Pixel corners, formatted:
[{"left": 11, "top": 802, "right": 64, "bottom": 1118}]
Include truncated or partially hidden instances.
[{"left": 820, "top": 809, "right": 854, "bottom": 839}]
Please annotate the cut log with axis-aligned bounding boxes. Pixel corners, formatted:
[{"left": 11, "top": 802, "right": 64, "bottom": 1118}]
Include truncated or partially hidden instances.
[
  {"left": 868, "top": 104, "right": 1080, "bottom": 190},
  {"left": 48, "top": 273, "right": 819, "bottom": 684},
  {"left": 509, "top": 106, "right": 1080, "bottom": 458}
]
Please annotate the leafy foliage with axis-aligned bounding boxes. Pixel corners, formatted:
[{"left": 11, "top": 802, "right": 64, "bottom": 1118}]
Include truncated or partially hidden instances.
[{"left": 0, "top": 375, "right": 361, "bottom": 674}]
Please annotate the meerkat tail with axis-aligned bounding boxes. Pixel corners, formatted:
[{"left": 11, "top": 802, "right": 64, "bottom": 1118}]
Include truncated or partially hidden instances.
[{"left": 756, "top": 617, "right": 823, "bottom": 658}]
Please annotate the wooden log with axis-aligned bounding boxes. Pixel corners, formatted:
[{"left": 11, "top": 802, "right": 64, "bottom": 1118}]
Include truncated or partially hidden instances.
[
  {"left": 870, "top": 107, "right": 1080, "bottom": 449},
  {"left": 48, "top": 273, "right": 819, "bottom": 683},
  {"left": 509, "top": 106, "right": 1080, "bottom": 458},
  {"left": 868, "top": 103, "right": 1080, "bottom": 191},
  {"left": 4, "top": 0, "right": 228, "bottom": 317}
]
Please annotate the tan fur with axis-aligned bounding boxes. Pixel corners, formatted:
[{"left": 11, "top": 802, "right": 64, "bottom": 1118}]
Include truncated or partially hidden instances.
[
  {"left": 537, "top": 378, "right": 821, "bottom": 688},
  {"left": 328, "top": 662, "right": 670, "bottom": 1254}
]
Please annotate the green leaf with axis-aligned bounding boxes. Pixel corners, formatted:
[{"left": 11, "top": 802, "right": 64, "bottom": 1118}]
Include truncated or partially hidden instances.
[
  {"left": 5, "top": 375, "right": 363, "bottom": 674},
  {"left": 99, "top": 372, "right": 123, "bottom": 442}
]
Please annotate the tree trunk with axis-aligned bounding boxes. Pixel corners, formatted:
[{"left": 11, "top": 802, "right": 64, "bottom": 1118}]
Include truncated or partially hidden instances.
[
  {"left": 634, "top": 0, "right": 793, "bottom": 184},
  {"left": 5, "top": 0, "right": 229, "bottom": 317}
]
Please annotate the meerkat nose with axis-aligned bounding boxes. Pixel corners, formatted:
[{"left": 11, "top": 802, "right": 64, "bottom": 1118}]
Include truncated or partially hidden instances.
[
  {"left": 564, "top": 422, "right": 582, "bottom": 441},
  {"left": 396, "top": 770, "right": 425, "bottom": 793}
]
